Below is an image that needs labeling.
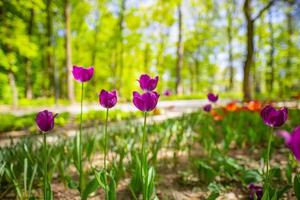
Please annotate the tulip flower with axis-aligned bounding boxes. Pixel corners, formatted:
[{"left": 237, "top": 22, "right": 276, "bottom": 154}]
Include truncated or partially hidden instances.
[
  {"left": 247, "top": 100, "right": 262, "bottom": 112},
  {"left": 163, "top": 89, "right": 172, "bottom": 96},
  {"left": 203, "top": 104, "right": 212, "bottom": 112},
  {"left": 98, "top": 89, "right": 118, "bottom": 198},
  {"left": 248, "top": 183, "right": 263, "bottom": 200},
  {"left": 133, "top": 75, "right": 159, "bottom": 199},
  {"left": 36, "top": 110, "right": 57, "bottom": 132},
  {"left": 72, "top": 65, "right": 94, "bottom": 196},
  {"left": 225, "top": 102, "right": 238, "bottom": 112},
  {"left": 207, "top": 93, "right": 218, "bottom": 103},
  {"left": 72, "top": 65, "right": 94, "bottom": 82},
  {"left": 260, "top": 105, "right": 288, "bottom": 127},
  {"left": 277, "top": 126, "right": 300, "bottom": 161},
  {"left": 99, "top": 89, "right": 117, "bottom": 109},
  {"left": 260, "top": 105, "right": 288, "bottom": 187},
  {"left": 35, "top": 110, "right": 57, "bottom": 200},
  {"left": 138, "top": 74, "right": 158, "bottom": 91},
  {"left": 132, "top": 91, "right": 160, "bottom": 112}
]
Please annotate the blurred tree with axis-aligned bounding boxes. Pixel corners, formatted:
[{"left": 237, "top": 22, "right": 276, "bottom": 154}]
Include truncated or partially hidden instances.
[
  {"left": 175, "top": 1, "right": 183, "bottom": 95},
  {"left": 242, "top": 0, "right": 275, "bottom": 101},
  {"left": 64, "top": 0, "right": 75, "bottom": 103}
]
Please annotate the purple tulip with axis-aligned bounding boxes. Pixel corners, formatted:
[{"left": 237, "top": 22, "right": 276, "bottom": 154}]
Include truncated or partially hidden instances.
[
  {"left": 163, "top": 89, "right": 172, "bottom": 97},
  {"left": 203, "top": 104, "right": 212, "bottom": 112},
  {"left": 36, "top": 110, "right": 57, "bottom": 132},
  {"left": 99, "top": 89, "right": 118, "bottom": 109},
  {"left": 138, "top": 74, "right": 159, "bottom": 91},
  {"left": 248, "top": 183, "right": 263, "bottom": 200},
  {"left": 72, "top": 65, "right": 94, "bottom": 82},
  {"left": 260, "top": 105, "right": 288, "bottom": 127},
  {"left": 277, "top": 126, "right": 300, "bottom": 161},
  {"left": 132, "top": 91, "right": 159, "bottom": 112},
  {"left": 207, "top": 93, "right": 218, "bottom": 103}
]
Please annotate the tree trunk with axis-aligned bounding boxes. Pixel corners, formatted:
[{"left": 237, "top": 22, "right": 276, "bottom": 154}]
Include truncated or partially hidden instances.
[
  {"left": 117, "top": 0, "right": 126, "bottom": 93},
  {"left": 144, "top": 43, "right": 150, "bottom": 73},
  {"left": 242, "top": 0, "right": 275, "bottom": 101},
  {"left": 46, "top": 0, "right": 54, "bottom": 97},
  {"left": 65, "top": 0, "right": 75, "bottom": 103},
  {"left": 194, "top": 57, "right": 200, "bottom": 92},
  {"left": 175, "top": 3, "right": 183, "bottom": 95},
  {"left": 8, "top": 69, "right": 18, "bottom": 108},
  {"left": 285, "top": 1, "right": 293, "bottom": 81},
  {"left": 243, "top": 0, "right": 254, "bottom": 101},
  {"left": 25, "top": 8, "right": 34, "bottom": 99},
  {"left": 266, "top": 8, "right": 274, "bottom": 92},
  {"left": 227, "top": 1, "right": 234, "bottom": 91}
]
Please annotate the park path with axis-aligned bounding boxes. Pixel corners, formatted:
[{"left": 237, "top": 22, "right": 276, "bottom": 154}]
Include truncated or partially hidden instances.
[{"left": 0, "top": 99, "right": 225, "bottom": 116}]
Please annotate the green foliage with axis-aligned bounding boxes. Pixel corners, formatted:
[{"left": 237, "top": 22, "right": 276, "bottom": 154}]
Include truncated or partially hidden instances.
[{"left": 1, "top": 0, "right": 299, "bottom": 105}]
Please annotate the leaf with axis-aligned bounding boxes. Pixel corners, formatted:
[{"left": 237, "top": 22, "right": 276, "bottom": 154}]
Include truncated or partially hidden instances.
[
  {"left": 108, "top": 173, "right": 117, "bottom": 200},
  {"left": 261, "top": 186, "right": 270, "bottom": 200},
  {"left": 66, "top": 176, "right": 79, "bottom": 189},
  {"left": 94, "top": 170, "right": 107, "bottom": 190},
  {"left": 45, "top": 181, "right": 53, "bottom": 200},
  {"left": 294, "top": 174, "right": 300, "bottom": 200},
  {"left": 207, "top": 192, "right": 219, "bottom": 200},
  {"left": 241, "top": 169, "right": 262, "bottom": 184},
  {"left": 81, "top": 177, "right": 101, "bottom": 200}
]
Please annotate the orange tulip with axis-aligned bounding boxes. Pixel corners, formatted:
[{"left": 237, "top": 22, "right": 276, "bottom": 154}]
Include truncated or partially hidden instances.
[
  {"left": 225, "top": 102, "right": 238, "bottom": 112},
  {"left": 247, "top": 100, "right": 262, "bottom": 112}
]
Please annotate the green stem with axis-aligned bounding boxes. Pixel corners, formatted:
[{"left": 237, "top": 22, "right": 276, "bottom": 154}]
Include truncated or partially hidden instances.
[
  {"left": 43, "top": 132, "right": 48, "bottom": 200},
  {"left": 104, "top": 108, "right": 109, "bottom": 170},
  {"left": 79, "top": 82, "right": 84, "bottom": 193},
  {"left": 266, "top": 128, "right": 273, "bottom": 184},
  {"left": 141, "top": 112, "right": 147, "bottom": 187},
  {"left": 104, "top": 108, "right": 109, "bottom": 199}
]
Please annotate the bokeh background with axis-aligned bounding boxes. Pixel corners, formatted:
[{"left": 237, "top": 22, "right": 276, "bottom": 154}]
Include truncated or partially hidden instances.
[{"left": 0, "top": 0, "right": 300, "bottom": 106}]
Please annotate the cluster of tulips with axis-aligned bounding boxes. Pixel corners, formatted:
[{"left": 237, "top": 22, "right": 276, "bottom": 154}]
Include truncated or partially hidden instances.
[
  {"left": 203, "top": 94, "right": 300, "bottom": 199},
  {"left": 29, "top": 65, "right": 300, "bottom": 200},
  {"left": 203, "top": 97, "right": 263, "bottom": 122},
  {"left": 35, "top": 66, "right": 159, "bottom": 199},
  {"left": 249, "top": 104, "right": 300, "bottom": 199}
]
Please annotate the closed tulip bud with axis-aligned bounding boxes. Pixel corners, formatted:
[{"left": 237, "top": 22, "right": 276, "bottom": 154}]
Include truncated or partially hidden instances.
[
  {"left": 260, "top": 105, "right": 288, "bottom": 127},
  {"left": 72, "top": 65, "right": 94, "bottom": 82},
  {"left": 203, "top": 104, "right": 212, "bottom": 112},
  {"left": 207, "top": 93, "right": 218, "bottom": 103},
  {"left": 132, "top": 91, "right": 159, "bottom": 112},
  {"left": 36, "top": 110, "right": 57, "bottom": 132},
  {"left": 138, "top": 74, "right": 159, "bottom": 91},
  {"left": 99, "top": 89, "right": 118, "bottom": 109}
]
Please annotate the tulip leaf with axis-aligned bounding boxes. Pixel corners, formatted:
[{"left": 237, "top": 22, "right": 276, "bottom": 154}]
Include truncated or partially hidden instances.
[
  {"left": 81, "top": 177, "right": 100, "bottom": 200},
  {"left": 108, "top": 173, "right": 117, "bottom": 200},
  {"left": 294, "top": 174, "right": 300, "bottom": 200},
  {"left": 66, "top": 176, "right": 79, "bottom": 189}
]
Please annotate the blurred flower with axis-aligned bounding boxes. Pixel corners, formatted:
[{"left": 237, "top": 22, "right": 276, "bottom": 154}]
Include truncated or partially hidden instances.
[
  {"left": 260, "top": 105, "right": 288, "bottom": 127},
  {"left": 163, "top": 89, "right": 172, "bottom": 96},
  {"left": 203, "top": 104, "right": 212, "bottom": 112},
  {"left": 210, "top": 110, "right": 223, "bottom": 121},
  {"left": 99, "top": 89, "right": 117, "bottom": 109},
  {"left": 72, "top": 65, "right": 94, "bottom": 82},
  {"left": 213, "top": 114, "right": 223, "bottom": 121},
  {"left": 207, "top": 93, "right": 218, "bottom": 103},
  {"left": 133, "top": 91, "right": 159, "bottom": 112},
  {"left": 36, "top": 110, "right": 57, "bottom": 132},
  {"left": 153, "top": 108, "right": 161, "bottom": 115},
  {"left": 138, "top": 74, "right": 158, "bottom": 91},
  {"left": 277, "top": 126, "right": 300, "bottom": 161},
  {"left": 225, "top": 102, "right": 238, "bottom": 112},
  {"left": 248, "top": 183, "right": 263, "bottom": 200},
  {"left": 247, "top": 100, "right": 262, "bottom": 112}
]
